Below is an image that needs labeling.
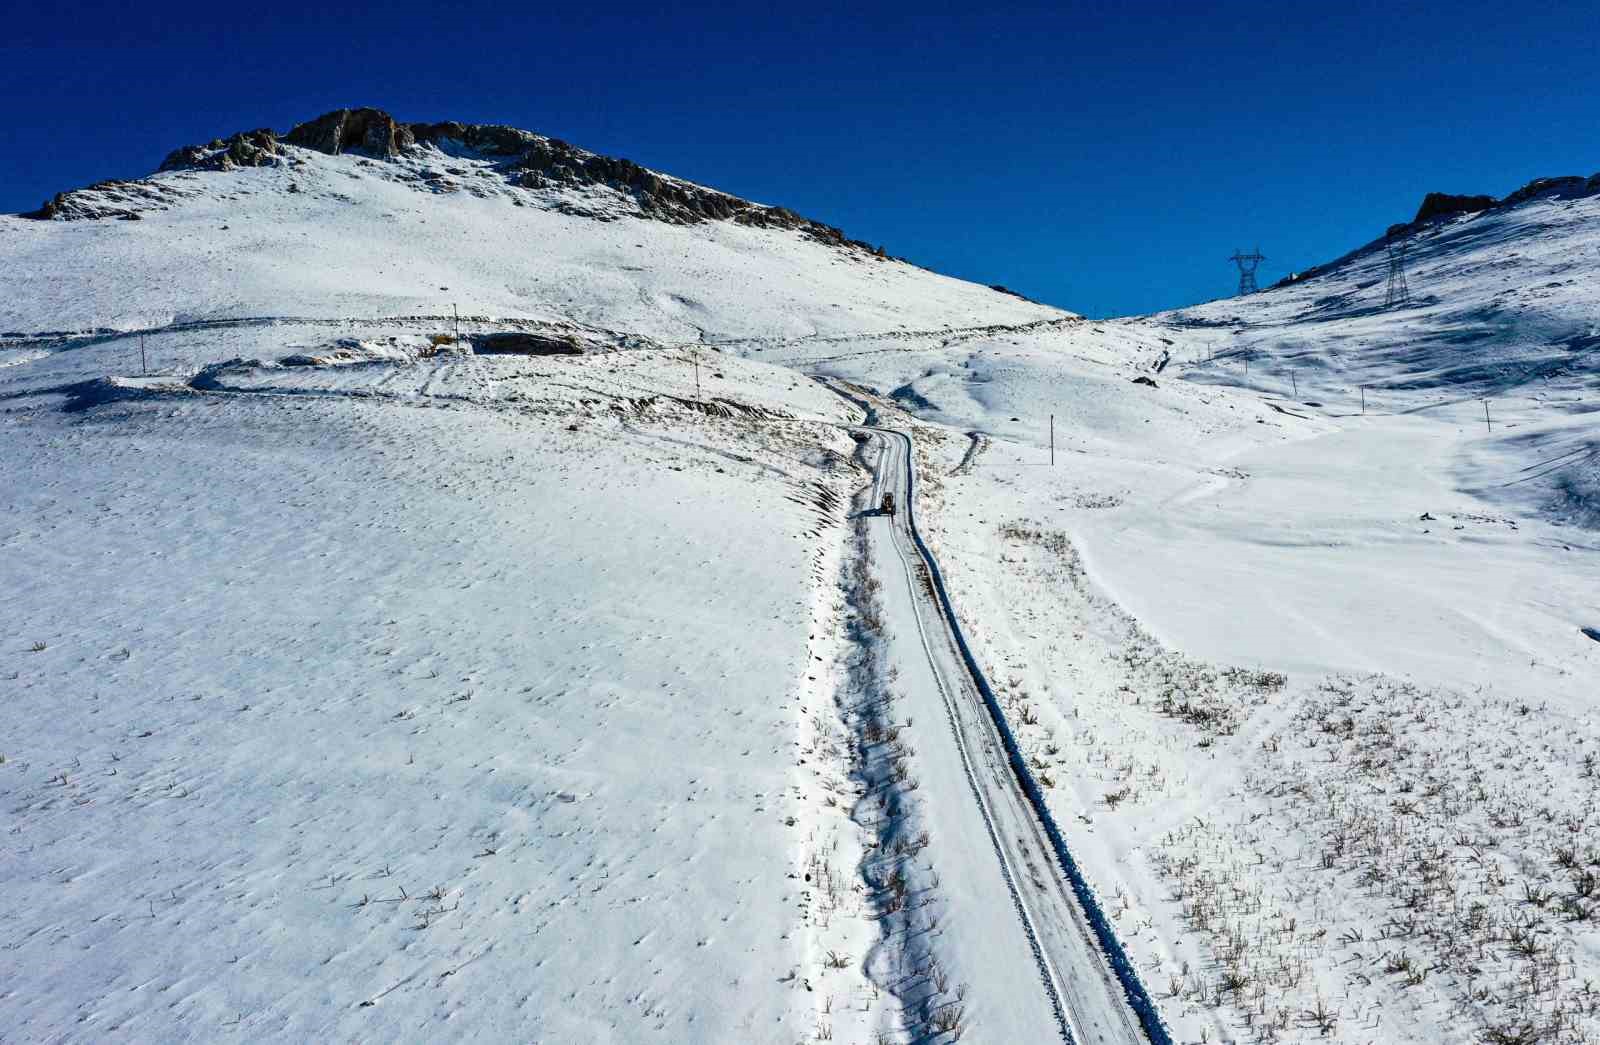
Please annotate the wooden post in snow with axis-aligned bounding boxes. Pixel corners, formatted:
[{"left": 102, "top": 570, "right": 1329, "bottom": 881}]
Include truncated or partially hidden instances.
[
  {"left": 1484, "top": 399, "right": 1492, "bottom": 432},
  {"left": 1050, "top": 414, "right": 1055, "bottom": 466},
  {"left": 139, "top": 333, "right": 147, "bottom": 375}
]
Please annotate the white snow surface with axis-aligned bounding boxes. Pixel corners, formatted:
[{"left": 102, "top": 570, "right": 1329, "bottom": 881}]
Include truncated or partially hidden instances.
[
  {"left": 777, "top": 185, "right": 1600, "bottom": 706},
  {"left": 772, "top": 184, "right": 1600, "bottom": 1041},
  {"left": 2, "top": 349, "right": 874, "bottom": 1042},
  {"left": 0, "top": 144, "right": 1059, "bottom": 342},
  {"left": 0, "top": 145, "right": 1069, "bottom": 1044},
  {"left": 5, "top": 137, "right": 1600, "bottom": 1044}
]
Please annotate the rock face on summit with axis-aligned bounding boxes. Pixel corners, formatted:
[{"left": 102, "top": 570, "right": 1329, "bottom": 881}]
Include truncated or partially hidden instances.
[
  {"left": 1412, "top": 192, "right": 1497, "bottom": 224},
  {"left": 149, "top": 111, "right": 417, "bottom": 174},
  {"left": 23, "top": 107, "right": 882, "bottom": 253},
  {"left": 281, "top": 108, "right": 415, "bottom": 158},
  {"left": 1409, "top": 175, "right": 1600, "bottom": 227}
]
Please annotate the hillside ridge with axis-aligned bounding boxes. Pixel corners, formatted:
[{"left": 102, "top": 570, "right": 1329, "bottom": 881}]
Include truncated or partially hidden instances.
[
  {"left": 20, "top": 106, "right": 887, "bottom": 255},
  {"left": 1270, "top": 170, "right": 1600, "bottom": 292}
]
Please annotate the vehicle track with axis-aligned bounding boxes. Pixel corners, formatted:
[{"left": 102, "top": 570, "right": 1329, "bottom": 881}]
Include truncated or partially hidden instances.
[
  {"left": 867, "top": 430, "right": 1076, "bottom": 1044},
  {"left": 836, "top": 378, "right": 1169, "bottom": 1045},
  {"left": 1, "top": 312, "right": 1078, "bottom": 355}
]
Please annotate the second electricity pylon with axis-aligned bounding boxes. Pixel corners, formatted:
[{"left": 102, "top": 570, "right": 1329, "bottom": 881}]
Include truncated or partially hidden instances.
[
  {"left": 1384, "top": 229, "right": 1411, "bottom": 307},
  {"left": 1229, "top": 248, "right": 1266, "bottom": 296}
]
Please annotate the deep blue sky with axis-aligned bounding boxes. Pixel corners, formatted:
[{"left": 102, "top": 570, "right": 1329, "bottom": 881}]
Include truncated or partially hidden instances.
[{"left": 5, "top": 2, "right": 1598, "bottom": 317}]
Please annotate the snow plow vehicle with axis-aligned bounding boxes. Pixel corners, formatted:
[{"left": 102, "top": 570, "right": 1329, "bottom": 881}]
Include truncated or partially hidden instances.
[{"left": 881, "top": 491, "right": 896, "bottom": 517}]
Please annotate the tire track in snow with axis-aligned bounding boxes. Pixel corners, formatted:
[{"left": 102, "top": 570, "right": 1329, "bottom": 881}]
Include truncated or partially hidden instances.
[
  {"left": 948, "top": 431, "right": 989, "bottom": 476},
  {"left": 867, "top": 430, "right": 1076, "bottom": 1044},
  {"left": 828, "top": 376, "right": 1169, "bottom": 1045}
]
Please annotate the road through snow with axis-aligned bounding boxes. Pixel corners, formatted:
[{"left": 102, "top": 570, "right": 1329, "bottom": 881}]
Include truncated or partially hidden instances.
[{"left": 861, "top": 427, "right": 1152, "bottom": 1045}]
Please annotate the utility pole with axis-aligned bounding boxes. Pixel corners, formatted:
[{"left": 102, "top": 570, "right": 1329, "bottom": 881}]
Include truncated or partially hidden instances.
[
  {"left": 139, "top": 333, "right": 148, "bottom": 375},
  {"left": 1290, "top": 370, "right": 1297, "bottom": 396},
  {"left": 1050, "top": 414, "right": 1055, "bottom": 466},
  {"left": 1229, "top": 248, "right": 1266, "bottom": 296},
  {"left": 1483, "top": 399, "right": 1492, "bottom": 432},
  {"left": 453, "top": 303, "right": 460, "bottom": 343},
  {"left": 1361, "top": 386, "right": 1366, "bottom": 414},
  {"left": 693, "top": 349, "right": 701, "bottom": 401}
]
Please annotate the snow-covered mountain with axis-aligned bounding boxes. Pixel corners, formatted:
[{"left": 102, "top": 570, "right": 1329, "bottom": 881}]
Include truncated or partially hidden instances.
[
  {"left": 3, "top": 106, "right": 1061, "bottom": 342},
  {"left": 1156, "top": 173, "right": 1600, "bottom": 532},
  {"left": 4, "top": 108, "right": 1599, "bottom": 1045},
  {"left": 1166, "top": 171, "right": 1600, "bottom": 396}
]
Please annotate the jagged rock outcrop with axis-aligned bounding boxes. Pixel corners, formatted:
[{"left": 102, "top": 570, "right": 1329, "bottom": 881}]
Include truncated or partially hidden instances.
[
  {"left": 158, "top": 129, "right": 283, "bottom": 172},
  {"left": 1412, "top": 192, "right": 1497, "bottom": 224},
  {"left": 21, "top": 106, "right": 883, "bottom": 252},
  {"left": 283, "top": 108, "right": 415, "bottom": 158},
  {"left": 1502, "top": 175, "right": 1594, "bottom": 207},
  {"left": 23, "top": 179, "right": 190, "bottom": 221},
  {"left": 1410, "top": 174, "right": 1600, "bottom": 228},
  {"left": 402, "top": 118, "right": 865, "bottom": 243}
]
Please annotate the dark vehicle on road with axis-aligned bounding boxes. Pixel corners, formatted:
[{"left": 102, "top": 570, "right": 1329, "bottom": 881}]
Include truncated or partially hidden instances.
[{"left": 881, "top": 491, "right": 896, "bottom": 517}]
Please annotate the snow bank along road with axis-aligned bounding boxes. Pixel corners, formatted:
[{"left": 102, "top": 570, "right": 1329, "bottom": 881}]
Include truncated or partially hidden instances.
[{"left": 859, "top": 421, "right": 1159, "bottom": 1045}]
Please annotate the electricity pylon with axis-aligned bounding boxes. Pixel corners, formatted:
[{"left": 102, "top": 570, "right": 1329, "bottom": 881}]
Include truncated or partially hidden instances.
[
  {"left": 1385, "top": 229, "right": 1411, "bottom": 307},
  {"left": 1229, "top": 248, "right": 1266, "bottom": 296}
]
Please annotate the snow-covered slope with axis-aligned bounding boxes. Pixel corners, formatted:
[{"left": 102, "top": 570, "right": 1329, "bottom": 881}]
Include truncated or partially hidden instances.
[
  {"left": 2, "top": 107, "right": 1060, "bottom": 343},
  {"left": 1154, "top": 176, "right": 1600, "bottom": 534},
  {"left": 765, "top": 176, "right": 1600, "bottom": 1042},
  {"left": 0, "top": 109, "right": 1079, "bottom": 1045},
  {"left": 1166, "top": 175, "right": 1600, "bottom": 397},
  {"left": 6, "top": 106, "right": 1600, "bottom": 1045},
  {"left": 769, "top": 173, "right": 1600, "bottom": 698},
  {"left": 1, "top": 348, "right": 884, "bottom": 1043}
]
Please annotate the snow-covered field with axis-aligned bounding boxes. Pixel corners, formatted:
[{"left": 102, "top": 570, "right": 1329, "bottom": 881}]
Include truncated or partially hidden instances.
[
  {"left": 4, "top": 119, "right": 1598, "bottom": 1043},
  {"left": 784, "top": 182, "right": 1600, "bottom": 1041},
  {"left": 1, "top": 133, "right": 1079, "bottom": 1043},
  {"left": 2, "top": 345, "right": 880, "bottom": 1041}
]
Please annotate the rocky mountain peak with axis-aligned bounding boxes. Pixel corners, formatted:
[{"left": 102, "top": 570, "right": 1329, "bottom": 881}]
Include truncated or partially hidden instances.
[{"left": 23, "top": 107, "right": 890, "bottom": 256}]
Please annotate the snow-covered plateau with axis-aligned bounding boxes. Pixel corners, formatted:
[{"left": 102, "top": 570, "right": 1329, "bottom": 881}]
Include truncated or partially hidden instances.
[{"left": 3, "top": 110, "right": 1597, "bottom": 1044}]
